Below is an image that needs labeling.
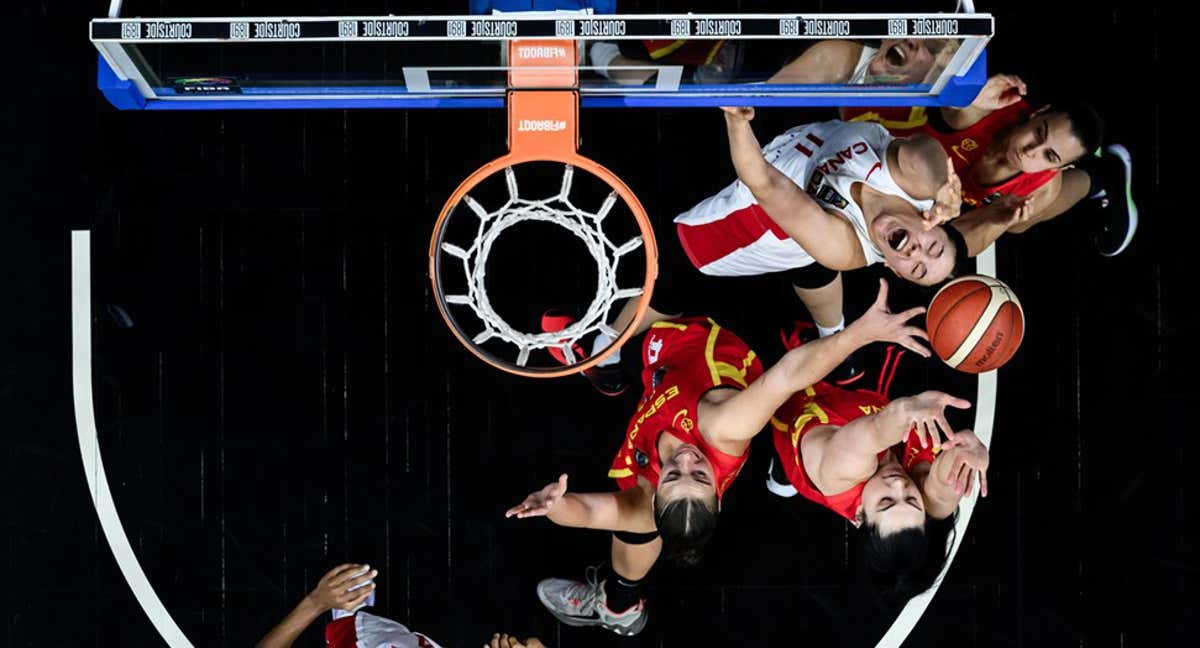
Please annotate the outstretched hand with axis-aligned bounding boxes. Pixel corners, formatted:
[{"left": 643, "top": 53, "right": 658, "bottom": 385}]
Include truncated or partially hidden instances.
[
  {"left": 921, "top": 157, "right": 963, "bottom": 229},
  {"left": 505, "top": 474, "right": 568, "bottom": 519},
  {"left": 971, "top": 74, "right": 1027, "bottom": 112},
  {"left": 486, "top": 633, "right": 547, "bottom": 648},
  {"left": 892, "top": 390, "right": 971, "bottom": 450},
  {"left": 306, "top": 564, "right": 377, "bottom": 612},
  {"left": 721, "top": 106, "right": 756, "bottom": 122},
  {"left": 849, "top": 279, "right": 931, "bottom": 357},
  {"left": 942, "top": 429, "right": 990, "bottom": 497},
  {"left": 992, "top": 193, "right": 1034, "bottom": 228}
]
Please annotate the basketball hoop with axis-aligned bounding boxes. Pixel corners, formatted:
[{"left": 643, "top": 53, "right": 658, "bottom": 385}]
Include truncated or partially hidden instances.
[{"left": 429, "top": 39, "right": 657, "bottom": 378}]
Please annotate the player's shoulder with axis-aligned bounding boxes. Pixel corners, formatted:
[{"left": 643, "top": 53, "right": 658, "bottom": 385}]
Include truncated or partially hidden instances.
[{"left": 832, "top": 118, "right": 891, "bottom": 139}]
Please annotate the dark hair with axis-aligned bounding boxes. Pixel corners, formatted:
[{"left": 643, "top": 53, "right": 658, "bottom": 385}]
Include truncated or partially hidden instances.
[
  {"left": 1044, "top": 102, "right": 1105, "bottom": 162},
  {"left": 862, "top": 513, "right": 958, "bottom": 608},
  {"left": 653, "top": 495, "right": 718, "bottom": 567}
]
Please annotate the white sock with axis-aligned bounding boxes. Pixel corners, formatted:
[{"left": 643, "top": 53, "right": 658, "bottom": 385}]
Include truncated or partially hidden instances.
[
  {"left": 589, "top": 42, "right": 621, "bottom": 79},
  {"left": 591, "top": 331, "right": 621, "bottom": 366},
  {"left": 816, "top": 317, "right": 845, "bottom": 339}
]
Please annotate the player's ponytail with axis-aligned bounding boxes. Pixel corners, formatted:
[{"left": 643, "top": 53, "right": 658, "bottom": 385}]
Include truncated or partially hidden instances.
[{"left": 653, "top": 494, "right": 719, "bottom": 567}]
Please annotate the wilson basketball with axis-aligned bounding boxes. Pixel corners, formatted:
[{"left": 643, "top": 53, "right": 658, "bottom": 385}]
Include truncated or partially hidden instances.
[{"left": 927, "top": 275, "right": 1024, "bottom": 373}]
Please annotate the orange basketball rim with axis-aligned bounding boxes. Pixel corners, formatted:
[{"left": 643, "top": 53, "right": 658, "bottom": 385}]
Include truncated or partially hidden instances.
[{"left": 428, "top": 39, "right": 658, "bottom": 378}]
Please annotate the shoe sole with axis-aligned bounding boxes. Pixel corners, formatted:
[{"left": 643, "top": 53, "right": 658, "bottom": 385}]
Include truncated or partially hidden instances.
[
  {"left": 831, "top": 371, "right": 865, "bottom": 387},
  {"left": 765, "top": 458, "right": 798, "bottom": 498},
  {"left": 588, "top": 379, "right": 629, "bottom": 397},
  {"left": 1099, "top": 144, "right": 1137, "bottom": 257}
]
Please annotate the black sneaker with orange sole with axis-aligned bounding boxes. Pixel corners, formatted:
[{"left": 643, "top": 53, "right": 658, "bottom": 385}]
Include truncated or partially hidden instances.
[
  {"left": 780, "top": 321, "right": 864, "bottom": 387},
  {"left": 541, "top": 310, "right": 630, "bottom": 397}
]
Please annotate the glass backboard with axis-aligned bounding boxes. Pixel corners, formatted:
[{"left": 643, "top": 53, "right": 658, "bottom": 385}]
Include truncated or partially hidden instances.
[{"left": 90, "top": 13, "right": 991, "bottom": 110}]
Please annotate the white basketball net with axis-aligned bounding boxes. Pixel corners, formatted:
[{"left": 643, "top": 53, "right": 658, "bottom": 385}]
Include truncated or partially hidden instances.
[{"left": 439, "top": 164, "right": 645, "bottom": 368}]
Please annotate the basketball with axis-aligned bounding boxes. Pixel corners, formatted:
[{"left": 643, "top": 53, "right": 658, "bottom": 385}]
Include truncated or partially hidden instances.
[{"left": 926, "top": 275, "right": 1024, "bottom": 373}]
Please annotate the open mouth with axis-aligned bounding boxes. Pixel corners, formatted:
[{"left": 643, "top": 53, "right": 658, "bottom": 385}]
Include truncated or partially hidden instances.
[
  {"left": 885, "top": 43, "right": 908, "bottom": 67},
  {"left": 887, "top": 227, "right": 910, "bottom": 251}
]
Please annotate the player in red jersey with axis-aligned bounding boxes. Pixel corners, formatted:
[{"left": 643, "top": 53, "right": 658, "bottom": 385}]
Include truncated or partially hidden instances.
[
  {"left": 766, "top": 348, "right": 990, "bottom": 605},
  {"left": 844, "top": 73, "right": 1137, "bottom": 257},
  {"left": 507, "top": 280, "right": 930, "bottom": 636}
]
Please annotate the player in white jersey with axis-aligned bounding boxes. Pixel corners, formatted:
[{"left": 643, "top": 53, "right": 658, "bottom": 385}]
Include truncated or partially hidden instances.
[
  {"left": 255, "top": 562, "right": 546, "bottom": 648},
  {"left": 549, "top": 108, "right": 965, "bottom": 395},
  {"left": 674, "top": 115, "right": 950, "bottom": 278}
]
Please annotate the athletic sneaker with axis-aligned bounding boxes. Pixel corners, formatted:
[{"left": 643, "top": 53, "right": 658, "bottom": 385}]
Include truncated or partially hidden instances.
[
  {"left": 536, "top": 566, "right": 649, "bottom": 637},
  {"left": 541, "top": 310, "right": 629, "bottom": 396},
  {"left": 780, "top": 321, "right": 864, "bottom": 387},
  {"left": 1091, "top": 144, "right": 1138, "bottom": 257},
  {"left": 765, "top": 457, "right": 798, "bottom": 498}
]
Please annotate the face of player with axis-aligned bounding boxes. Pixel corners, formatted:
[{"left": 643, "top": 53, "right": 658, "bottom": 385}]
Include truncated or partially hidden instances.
[
  {"left": 859, "top": 456, "right": 926, "bottom": 534},
  {"left": 1004, "top": 109, "right": 1089, "bottom": 174},
  {"left": 865, "top": 39, "right": 941, "bottom": 84},
  {"left": 871, "top": 212, "right": 956, "bottom": 286},
  {"left": 657, "top": 443, "right": 718, "bottom": 504}
]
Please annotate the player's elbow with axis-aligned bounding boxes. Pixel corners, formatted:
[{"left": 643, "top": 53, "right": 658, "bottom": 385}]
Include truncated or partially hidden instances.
[{"left": 814, "top": 253, "right": 861, "bottom": 273}]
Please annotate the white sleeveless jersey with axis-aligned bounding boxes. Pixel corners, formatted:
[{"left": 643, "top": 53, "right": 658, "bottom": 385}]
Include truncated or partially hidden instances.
[
  {"left": 673, "top": 120, "right": 933, "bottom": 277},
  {"left": 330, "top": 612, "right": 443, "bottom": 648}
]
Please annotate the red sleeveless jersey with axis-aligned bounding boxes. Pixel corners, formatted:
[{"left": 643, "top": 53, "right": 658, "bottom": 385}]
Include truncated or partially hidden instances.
[
  {"left": 608, "top": 317, "right": 763, "bottom": 500},
  {"left": 840, "top": 102, "right": 1059, "bottom": 207},
  {"left": 771, "top": 381, "right": 936, "bottom": 523}
]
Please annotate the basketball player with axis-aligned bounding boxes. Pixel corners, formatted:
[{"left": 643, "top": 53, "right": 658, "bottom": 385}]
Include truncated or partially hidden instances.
[
  {"left": 769, "top": 39, "right": 961, "bottom": 86},
  {"left": 843, "top": 73, "right": 1137, "bottom": 257},
  {"left": 765, "top": 349, "right": 991, "bottom": 604},
  {"left": 562, "top": 106, "right": 969, "bottom": 395},
  {"left": 512, "top": 280, "right": 931, "bottom": 636},
  {"left": 255, "top": 563, "right": 547, "bottom": 648}
]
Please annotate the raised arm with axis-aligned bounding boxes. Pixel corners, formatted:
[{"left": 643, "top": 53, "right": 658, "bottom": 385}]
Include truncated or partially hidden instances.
[
  {"left": 941, "top": 74, "right": 1027, "bottom": 130},
  {"left": 705, "top": 279, "right": 930, "bottom": 447},
  {"left": 950, "top": 193, "right": 1033, "bottom": 257},
  {"left": 505, "top": 474, "right": 656, "bottom": 534},
  {"left": 768, "top": 40, "right": 863, "bottom": 84},
  {"left": 256, "top": 564, "right": 377, "bottom": 648},
  {"left": 722, "top": 107, "right": 866, "bottom": 271},
  {"left": 812, "top": 391, "right": 971, "bottom": 489}
]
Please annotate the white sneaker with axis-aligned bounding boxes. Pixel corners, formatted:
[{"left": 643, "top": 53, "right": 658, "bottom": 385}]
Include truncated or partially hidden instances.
[
  {"left": 765, "top": 458, "right": 798, "bottom": 498},
  {"left": 1094, "top": 143, "right": 1138, "bottom": 257},
  {"left": 536, "top": 566, "right": 648, "bottom": 636}
]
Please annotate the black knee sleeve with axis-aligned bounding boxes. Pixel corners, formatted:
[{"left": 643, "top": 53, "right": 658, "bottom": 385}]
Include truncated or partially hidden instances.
[
  {"left": 788, "top": 263, "right": 840, "bottom": 290},
  {"left": 613, "top": 530, "right": 660, "bottom": 546}
]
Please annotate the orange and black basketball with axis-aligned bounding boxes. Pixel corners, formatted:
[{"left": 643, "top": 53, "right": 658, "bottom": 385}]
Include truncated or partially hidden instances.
[{"left": 927, "top": 275, "right": 1024, "bottom": 373}]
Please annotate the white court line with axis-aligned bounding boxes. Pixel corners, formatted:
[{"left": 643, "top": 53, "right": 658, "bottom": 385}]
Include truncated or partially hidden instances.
[
  {"left": 72, "top": 231, "right": 194, "bottom": 648},
  {"left": 71, "top": 226, "right": 994, "bottom": 647},
  {"left": 875, "top": 244, "right": 998, "bottom": 647}
]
